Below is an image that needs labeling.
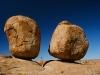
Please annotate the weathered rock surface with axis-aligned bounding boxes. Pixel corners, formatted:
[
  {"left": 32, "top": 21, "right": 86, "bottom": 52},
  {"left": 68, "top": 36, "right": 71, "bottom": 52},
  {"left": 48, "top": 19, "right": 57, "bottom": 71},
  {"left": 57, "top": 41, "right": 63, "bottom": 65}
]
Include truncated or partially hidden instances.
[
  {"left": 42, "top": 60, "right": 100, "bottom": 75},
  {"left": 4, "top": 15, "right": 41, "bottom": 59},
  {"left": 0, "top": 55, "right": 44, "bottom": 75},
  {"left": 49, "top": 21, "right": 89, "bottom": 61},
  {"left": 37, "top": 60, "right": 46, "bottom": 66},
  {"left": 0, "top": 55, "right": 100, "bottom": 75}
]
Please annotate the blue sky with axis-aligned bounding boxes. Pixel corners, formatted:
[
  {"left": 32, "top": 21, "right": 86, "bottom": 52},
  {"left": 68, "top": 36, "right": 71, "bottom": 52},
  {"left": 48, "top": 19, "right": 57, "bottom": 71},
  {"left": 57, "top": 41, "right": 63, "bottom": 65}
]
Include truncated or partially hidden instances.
[{"left": 0, "top": 0, "right": 100, "bottom": 60}]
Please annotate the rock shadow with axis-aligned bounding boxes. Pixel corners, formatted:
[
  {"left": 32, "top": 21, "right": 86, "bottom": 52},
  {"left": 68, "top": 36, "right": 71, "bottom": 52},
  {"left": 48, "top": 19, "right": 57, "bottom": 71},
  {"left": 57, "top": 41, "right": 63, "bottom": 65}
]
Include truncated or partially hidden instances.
[
  {"left": 58, "top": 59, "right": 82, "bottom": 64},
  {"left": 32, "top": 61, "right": 42, "bottom": 66},
  {"left": 43, "top": 60, "right": 55, "bottom": 67},
  {"left": 13, "top": 57, "right": 41, "bottom": 66},
  {"left": 43, "top": 59, "right": 82, "bottom": 67}
]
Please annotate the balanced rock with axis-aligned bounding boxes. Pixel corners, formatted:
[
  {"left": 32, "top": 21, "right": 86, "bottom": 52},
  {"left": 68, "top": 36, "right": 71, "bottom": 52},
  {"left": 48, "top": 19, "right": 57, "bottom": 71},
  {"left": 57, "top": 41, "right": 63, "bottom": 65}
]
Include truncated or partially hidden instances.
[
  {"left": 49, "top": 21, "right": 89, "bottom": 61},
  {"left": 4, "top": 15, "right": 41, "bottom": 59}
]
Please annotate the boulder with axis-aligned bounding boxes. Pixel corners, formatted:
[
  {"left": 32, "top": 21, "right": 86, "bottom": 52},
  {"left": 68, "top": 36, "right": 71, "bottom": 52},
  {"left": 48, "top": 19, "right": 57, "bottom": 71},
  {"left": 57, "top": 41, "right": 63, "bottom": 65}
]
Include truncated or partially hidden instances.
[
  {"left": 49, "top": 21, "right": 89, "bottom": 61},
  {"left": 4, "top": 15, "right": 41, "bottom": 59}
]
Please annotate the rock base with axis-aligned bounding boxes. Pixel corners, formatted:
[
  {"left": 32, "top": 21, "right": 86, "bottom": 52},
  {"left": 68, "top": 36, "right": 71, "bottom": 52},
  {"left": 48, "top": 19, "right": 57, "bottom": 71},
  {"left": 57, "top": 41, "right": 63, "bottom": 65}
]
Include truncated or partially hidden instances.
[{"left": 0, "top": 55, "right": 100, "bottom": 75}]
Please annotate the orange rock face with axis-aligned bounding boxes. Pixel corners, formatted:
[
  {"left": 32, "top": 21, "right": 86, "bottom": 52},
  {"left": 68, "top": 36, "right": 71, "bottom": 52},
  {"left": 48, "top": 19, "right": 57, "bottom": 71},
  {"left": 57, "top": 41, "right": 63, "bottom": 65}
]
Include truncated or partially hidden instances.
[
  {"left": 49, "top": 21, "right": 89, "bottom": 61},
  {"left": 4, "top": 15, "right": 41, "bottom": 59}
]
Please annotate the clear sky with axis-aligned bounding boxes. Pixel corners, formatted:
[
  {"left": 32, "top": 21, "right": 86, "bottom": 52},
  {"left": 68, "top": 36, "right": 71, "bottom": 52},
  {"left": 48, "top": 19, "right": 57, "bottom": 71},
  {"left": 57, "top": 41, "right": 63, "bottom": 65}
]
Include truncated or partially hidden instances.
[{"left": 0, "top": 0, "right": 100, "bottom": 60}]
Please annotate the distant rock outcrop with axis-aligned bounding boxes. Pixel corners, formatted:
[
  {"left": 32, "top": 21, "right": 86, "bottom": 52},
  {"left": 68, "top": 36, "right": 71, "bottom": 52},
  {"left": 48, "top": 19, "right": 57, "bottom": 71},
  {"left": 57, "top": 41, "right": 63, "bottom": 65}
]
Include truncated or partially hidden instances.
[
  {"left": 0, "top": 55, "right": 100, "bottom": 75},
  {"left": 4, "top": 15, "right": 41, "bottom": 59},
  {"left": 49, "top": 21, "right": 89, "bottom": 61}
]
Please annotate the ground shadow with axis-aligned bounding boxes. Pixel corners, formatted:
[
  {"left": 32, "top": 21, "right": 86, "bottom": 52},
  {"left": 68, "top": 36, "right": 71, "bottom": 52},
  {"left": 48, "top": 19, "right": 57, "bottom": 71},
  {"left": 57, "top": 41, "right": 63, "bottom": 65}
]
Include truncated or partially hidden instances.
[
  {"left": 13, "top": 57, "right": 41, "bottom": 66},
  {"left": 43, "top": 60, "right": 55, "bottom": 67},
  {"left": 43, "top": 59, "right": 82, "bottom": 67}
]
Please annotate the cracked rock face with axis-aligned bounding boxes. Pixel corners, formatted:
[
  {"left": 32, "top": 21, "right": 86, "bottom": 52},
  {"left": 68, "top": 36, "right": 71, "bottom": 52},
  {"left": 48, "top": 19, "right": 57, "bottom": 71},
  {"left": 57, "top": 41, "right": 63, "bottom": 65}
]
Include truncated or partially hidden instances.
[
  {"left": 49, "top": 21, "right": 89, "bottom": 61},
  {"left": 4, "top": 15, "right": 41, "bottom": 59}
]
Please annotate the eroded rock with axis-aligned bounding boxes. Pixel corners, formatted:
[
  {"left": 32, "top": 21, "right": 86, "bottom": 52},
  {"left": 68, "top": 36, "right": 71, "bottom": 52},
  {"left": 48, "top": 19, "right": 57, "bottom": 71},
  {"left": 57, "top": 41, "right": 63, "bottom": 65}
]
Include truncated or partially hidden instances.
[
  {"left": 37, "top": 60, "right": 46, "bottom": 66},
  {"left": 0, "top": 56, "right": 44, "bottom": 75},
  {"left": 4, "top": 15, "right": 41, "bottom": 59},
  {"left": 49, "top": 21, "right": 89, "bottom": 61},
  {"left": 0, "top": 56, "right": 100, "bottom": 75},
  {"left": 43, "top": 60, "right": 100, "bottom": 75}
]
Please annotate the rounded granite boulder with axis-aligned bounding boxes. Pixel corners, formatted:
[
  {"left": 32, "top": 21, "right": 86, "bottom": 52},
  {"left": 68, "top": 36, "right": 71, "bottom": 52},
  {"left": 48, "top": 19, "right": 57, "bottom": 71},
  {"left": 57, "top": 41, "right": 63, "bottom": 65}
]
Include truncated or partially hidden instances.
[
  {"left": 49, "top": 21, "right": 89, "bottom": 61},
  {"left": 4, "top": 15, "right": 41, "bottom": 59}
]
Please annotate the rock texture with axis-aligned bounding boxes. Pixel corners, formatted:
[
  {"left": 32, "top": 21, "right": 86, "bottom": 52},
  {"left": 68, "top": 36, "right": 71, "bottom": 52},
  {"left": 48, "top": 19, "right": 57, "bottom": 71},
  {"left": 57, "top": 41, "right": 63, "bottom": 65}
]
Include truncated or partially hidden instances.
[
  {"left": 0, "top": 55, "right": 100, "bottom": 75},
  {"left": 49, "top": 21, "right": 89, "bottom": 61},
  {"left": 0, "top": 55, "right": 44, "bottom": 75},
  {"left": 37, "top": 60, "right": 46, "bottom": 66},
  {"left": 4, "top": 15, "right": 41, "bottom": 59},
  {"left": 43, "top": 60, "right": 100, "bottom": 75}
]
